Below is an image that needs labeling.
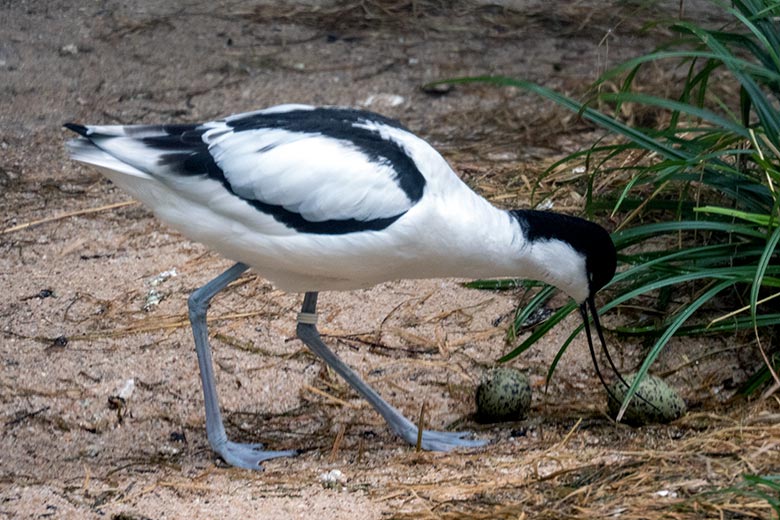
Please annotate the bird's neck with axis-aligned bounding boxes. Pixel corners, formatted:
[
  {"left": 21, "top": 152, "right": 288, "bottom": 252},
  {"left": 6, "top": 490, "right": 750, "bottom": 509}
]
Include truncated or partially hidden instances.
[
  {"left": 423, "top": 198, "right": 589, "bottom": 302},
  {"left": 506, "top": 209, "right": 590, "bottom": 302}
]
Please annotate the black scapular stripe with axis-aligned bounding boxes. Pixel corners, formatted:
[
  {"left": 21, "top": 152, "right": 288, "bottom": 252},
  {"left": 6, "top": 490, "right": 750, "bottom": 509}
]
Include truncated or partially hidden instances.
[
  {"left": 226, "top": 107, "right": 426, "bottom": 204},
  {"left": 141, "top": 112, "right": 417, "bottom": 235}
]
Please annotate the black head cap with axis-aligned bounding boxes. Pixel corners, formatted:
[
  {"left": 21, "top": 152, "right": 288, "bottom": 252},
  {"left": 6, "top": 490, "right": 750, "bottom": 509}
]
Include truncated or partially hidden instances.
[{"left": 512, "top": 210, "right": 617, "bottom": 297}]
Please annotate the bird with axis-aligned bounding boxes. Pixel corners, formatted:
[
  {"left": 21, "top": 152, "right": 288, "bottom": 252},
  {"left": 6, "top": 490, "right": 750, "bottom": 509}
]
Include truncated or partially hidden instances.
[{"left": 64, "top": 104, "right": 617, "bottom": 470}]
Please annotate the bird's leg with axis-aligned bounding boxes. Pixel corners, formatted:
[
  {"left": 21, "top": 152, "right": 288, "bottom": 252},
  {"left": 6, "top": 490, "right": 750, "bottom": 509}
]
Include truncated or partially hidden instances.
[
  {"left": 296, "top": 292, "right": 485, "bottom": 451},
  {"left": 189, "top": 262, "right": 297, "bottom": 469}
]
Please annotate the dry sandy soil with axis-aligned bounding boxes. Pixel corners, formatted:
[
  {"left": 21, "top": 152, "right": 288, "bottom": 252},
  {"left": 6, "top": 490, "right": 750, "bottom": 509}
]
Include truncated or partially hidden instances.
[{"left": 1, "top": 1, "right": 778, "bottom": 519}]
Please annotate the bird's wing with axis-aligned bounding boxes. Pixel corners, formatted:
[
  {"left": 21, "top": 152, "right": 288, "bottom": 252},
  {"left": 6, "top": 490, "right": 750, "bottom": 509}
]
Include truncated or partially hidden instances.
[{"left": 70, "top": 106, "right": 430, "bottom": 235}]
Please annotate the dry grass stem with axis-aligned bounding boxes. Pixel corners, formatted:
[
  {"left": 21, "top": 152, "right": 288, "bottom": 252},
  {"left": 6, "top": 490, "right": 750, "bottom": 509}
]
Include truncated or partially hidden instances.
[
  {"left": 1, "top": 200, "right": 138, "bottom": 235},
  {"left": 302, "top": 383, "right": 361, "bottom": 409}
]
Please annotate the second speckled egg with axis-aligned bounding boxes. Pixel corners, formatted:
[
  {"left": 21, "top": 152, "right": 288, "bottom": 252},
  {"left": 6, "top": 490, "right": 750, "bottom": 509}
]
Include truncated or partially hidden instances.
[{"left": 475, "top": 367, "right": 532, "bottom": 423}]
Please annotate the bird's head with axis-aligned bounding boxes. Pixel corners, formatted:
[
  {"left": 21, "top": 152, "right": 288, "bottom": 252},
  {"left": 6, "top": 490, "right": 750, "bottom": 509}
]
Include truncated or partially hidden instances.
[
  {"left": 510, "top": 209, "right": 618, "bottom": 389},
  {"left": 511, "top": 211, "right": 666, "bottom": 420},
  {"left": 511, "top": 210, "right": 616, "bottom": 305}
]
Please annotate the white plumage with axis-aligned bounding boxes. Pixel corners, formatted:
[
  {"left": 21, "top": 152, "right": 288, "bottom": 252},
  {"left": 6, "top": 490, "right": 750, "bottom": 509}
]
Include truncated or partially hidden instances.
[
  {"left": 65, "top": 104, "right": 617, "bottom": 469},
  {"left": 212, "top": 127, "right": 413, "bottom": 221},
  {"left": 67, "top": 104, "right": 570, "bottom": 293}
]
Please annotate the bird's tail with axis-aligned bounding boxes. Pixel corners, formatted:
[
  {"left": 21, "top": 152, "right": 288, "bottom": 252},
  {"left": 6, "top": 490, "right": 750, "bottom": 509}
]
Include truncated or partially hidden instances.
[{"left": 64, "top": 123, "right": 152, "bottom": 179}]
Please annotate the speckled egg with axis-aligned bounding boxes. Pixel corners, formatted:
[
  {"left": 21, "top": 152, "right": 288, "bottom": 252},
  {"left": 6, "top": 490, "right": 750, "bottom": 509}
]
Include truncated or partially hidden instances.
[
  {"left": 607, "top": 373, "right": 686, "bottom": 426},
  {"left": 476, "top": 367, "right": 532, "bottom": 423}
]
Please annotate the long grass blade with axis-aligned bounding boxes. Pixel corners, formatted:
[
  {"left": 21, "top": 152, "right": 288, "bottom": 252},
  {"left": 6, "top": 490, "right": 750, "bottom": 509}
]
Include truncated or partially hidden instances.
[
  {"left": 616, "top": 281, "right": 733, "bottom": 422},
  {"left": 751, "top": 225, "right": 780, "bottom": 327}
]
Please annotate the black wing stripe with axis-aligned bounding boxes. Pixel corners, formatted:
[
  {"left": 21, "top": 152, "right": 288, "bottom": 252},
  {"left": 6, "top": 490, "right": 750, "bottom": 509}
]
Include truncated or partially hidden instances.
[
  {"left": 227, "top": 108, "right": 426, "bottom": 203},
  {"left": 154, "top": 135, "right": 407, "bottom": 235}
]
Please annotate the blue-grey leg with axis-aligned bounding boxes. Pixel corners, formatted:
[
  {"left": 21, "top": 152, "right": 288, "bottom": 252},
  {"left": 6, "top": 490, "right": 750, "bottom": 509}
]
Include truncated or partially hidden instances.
[
  {"left": 296, "top": 292, "right": 486, "bottom": 451},
  {"left": 188, "top": 262, "right": 297, "bottom": 469}
]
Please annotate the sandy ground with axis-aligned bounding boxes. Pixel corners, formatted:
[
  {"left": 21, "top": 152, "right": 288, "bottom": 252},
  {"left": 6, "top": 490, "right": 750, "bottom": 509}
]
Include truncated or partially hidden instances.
[{"left": 2, "top": 1, "right": 777, "bottom": 519}]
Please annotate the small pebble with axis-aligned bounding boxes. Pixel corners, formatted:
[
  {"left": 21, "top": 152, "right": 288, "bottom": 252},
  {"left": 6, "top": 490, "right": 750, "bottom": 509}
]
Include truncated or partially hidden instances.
[
  {"left": 421, "top": 82, "right": 452, "bottom": 95},
  {"left": 361, "top": 93, "right": 405, "bottom": 108},
  {"left": 59, "top": 43, "right": 78, "bottom": 56},
  {"left": 148, "top": 268, "right": 177, "bottom": 286},
  {"left": 143, "top": 289, "right": 162, "bottom": 311},
  {"left": 318, "top": 469, "right": 346, "bottom": 489},
  {"left": 117, "top": 378, "right": 135, "bottom": 400}
]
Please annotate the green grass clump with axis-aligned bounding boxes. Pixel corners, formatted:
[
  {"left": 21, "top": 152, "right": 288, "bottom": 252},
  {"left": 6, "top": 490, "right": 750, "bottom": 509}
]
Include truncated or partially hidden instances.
[
  {"left": 451, "top": 0, "right": 780, "bottom": 411},
  {"left": 715, "top": 474, "right": 780, "bottom": 517}
]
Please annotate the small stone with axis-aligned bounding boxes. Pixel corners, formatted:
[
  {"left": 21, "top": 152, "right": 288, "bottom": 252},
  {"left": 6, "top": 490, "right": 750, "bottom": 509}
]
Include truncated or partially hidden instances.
[
  {"left": 361, "top": 93, "right": 405, "bottom": 108},
  {"left": 117, "top": 378, "right": 135, "bottom": 400},
  {"left": 318, "top": 469, "right": 346, "bottom": 489},
  {"left": 148, "top": 269, "right": 177, "bottom": 286},
  {"left": 84, "top": 444, "right": 101, "bottom": 458},
  {"left": 159, "top": 445, "right": 181, "bottom": 456},
  {"left": 421, "top": 82, "right": 452, "bottom": 96},
  {"left": 60, "top": 44, "right": 79, "bottom": 56},
  {"left": 143, "top": 289, "right": 162, "bottom": 311}
]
